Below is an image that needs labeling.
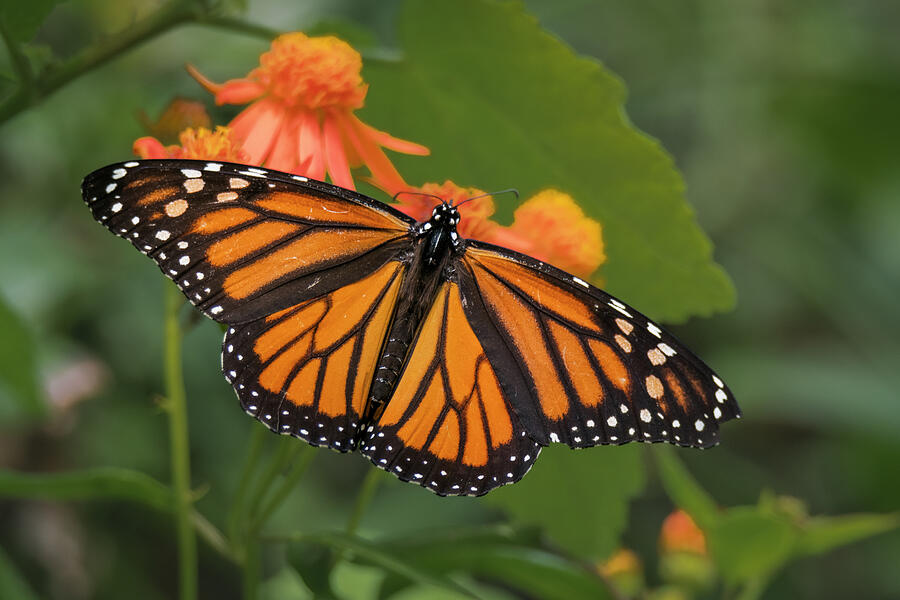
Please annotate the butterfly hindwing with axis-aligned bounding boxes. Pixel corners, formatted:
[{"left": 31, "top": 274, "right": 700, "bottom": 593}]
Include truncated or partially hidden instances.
[
  {"left": 223, "top": 260, "right": 406, "bottom": 449},
  {"left": 82, "top": 160, "right": 414, "bottom": 324},
  {"left": 360, "top": 281, "right": 541, "bottom": 496},
  {"left": 458, "top": 243, "right": 740, "bottom": 450}
]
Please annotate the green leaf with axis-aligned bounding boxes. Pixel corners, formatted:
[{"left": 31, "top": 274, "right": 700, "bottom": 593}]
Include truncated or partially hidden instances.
[
  {"left": 0, "top": 294, "right": 42, "bottom": 422},
  {"left": 0, "top": 0, "right": 61, "bottom": 44},
  {"left": 794, "top": 512, "right": 900, "bottom": 558},
  {"left": 381, "top": 526, "right": 612, "bottom": 600},
  {"left": 706, "top": 507, "right": 796, "bottom": 585},
  {"left": 0, "top": 467, "right": 173, "bottom": 512},
  {"left": 284, "top": 532, "right": 478, "bottom": 598},
  {"left": 653, "top": 446, "right": 719, "bottom": 530},
  {"left": 483, "top": 444, "right": 644, "bottom": 558},
  {"left": 0, "top": 546, "right": 39, "bottom": 600},
  {"left": 362, "top": 0, "right": 734, "bottom": 321}
]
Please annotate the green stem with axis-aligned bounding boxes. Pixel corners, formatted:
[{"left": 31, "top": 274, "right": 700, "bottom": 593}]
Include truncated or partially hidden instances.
[
  {"left": 328, "top": 467, "right": 383, "bottom": 570},
  {"left": 0, "top": 0, "right": 200, "bottom": 126},
  {"left": 244, "top": 437, "right": 295, "bottom": 524},
  {"left": 346, "top": 468, "right": 383, "bottom": 538},
  {"left": 251, "top": 445, "right": 315, "bottom": 531},
  {"left": 0, "top": 21, "right": 34, "bottom": 91},
  {"left": 243, "top": 538, "right": 260, "bottom": 600},
  {"left": 164, "top": 282, "right": 197, "bottom": 600},
  {"left": 227, "top": 425, "right": 267, "bottom": 550},
  {"left": 195, "top": 15, "right": 281, "bottom": 40}
]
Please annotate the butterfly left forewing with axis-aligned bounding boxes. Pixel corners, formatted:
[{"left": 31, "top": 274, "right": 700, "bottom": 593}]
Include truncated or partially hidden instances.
[
  {"left": 361, "top": 281, "right": 541, "bottom": 496},
  {"left": 458, "top": 242, "right": 740, "bottom": 450},
  {"left": 82, "top": 160, "right": 413, "bottom": 324}
]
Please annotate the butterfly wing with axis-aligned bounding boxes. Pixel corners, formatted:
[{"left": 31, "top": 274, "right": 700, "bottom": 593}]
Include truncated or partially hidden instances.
[
  {"left": 82, "top": 159, "right": 415, "bottom": 447},
  {"left": 457, "top": 242, "right": 740, "bottom": 449},
  {"left": 223, "top": 259, "right": 405, "bottom": 449},
  {"left": 82, "top": 160, "right": 414, "bottom": 323},
  {"left": 360, "top": 281, "right": 541, "bottom": 496}
]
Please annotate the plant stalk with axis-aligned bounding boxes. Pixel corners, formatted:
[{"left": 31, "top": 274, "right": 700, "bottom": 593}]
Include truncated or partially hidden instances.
[{"left": 164, "top": 282, "right": 197, "bottom": 600}]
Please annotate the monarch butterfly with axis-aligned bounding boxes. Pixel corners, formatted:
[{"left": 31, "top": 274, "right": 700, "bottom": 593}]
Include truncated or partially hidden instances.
[{"left": 82, "top": 159, "right": 740, "bottom": 496}]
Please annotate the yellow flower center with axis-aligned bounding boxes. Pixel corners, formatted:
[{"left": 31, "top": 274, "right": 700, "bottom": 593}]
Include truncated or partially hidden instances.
[
  {"left": 177, "top": 126, "right": 247, "bottom": 162},
  {"left": 253, "top": 33, "right": 368, "bottom": 110}
]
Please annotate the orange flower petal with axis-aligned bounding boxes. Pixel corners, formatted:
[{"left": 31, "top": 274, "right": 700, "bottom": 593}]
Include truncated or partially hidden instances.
[
  {"left": 215, "top": 79, "right": 266, "bottom": 105},
  {"left": 296, "top": 110, "right": 320, "bottom": 172},
  {"left": 266, "top": 112, "right": 302, "bottom": 173},
  {"left": 306, "top": 123, "right": 327, "bottom": 181},
  {"left": 323, "top": 113, "right": 354, "bottom": 189},
  {"left": 185, "top": 64, "right": 223, "bottom": 96},
  {"left": 133, "top": 136, "right": 170, "bottom": 159},
  {"left": 357, "top": 121, "right": 430, "bottom": 156},
  {"left": 230, "top": 99, "right": 285, "bottom": 164},
  {"left": 337, "top": 113, "right": 407, "bottom": 194}
]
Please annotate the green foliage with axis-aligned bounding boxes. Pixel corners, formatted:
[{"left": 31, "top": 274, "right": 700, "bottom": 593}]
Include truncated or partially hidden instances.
[
  {"left": 374, "top": 526, "right": 613, "bottom": 599},
  {"left": 0, "top": 294, "right": 42, "bottom": 422},
  {"left": 0, "top": 0, "right": 61, "bottom": 44},
  {"left": 485, "top": 444, "right": 644, "bottom": 558},
  {"left": 1, "top": 0, "right": 898, "bottom": 599},
  {"left": 655, "top": 447, "right": 900, "bottom": 595},
  {"left": 362, "top": 0, "right": 735, "bottom": 322},
  {"left": 0, "top": 467, "right": 173, "bottom": 511},
  {"left": 0, "top": 546, "right": 39, "bottom": 600}
]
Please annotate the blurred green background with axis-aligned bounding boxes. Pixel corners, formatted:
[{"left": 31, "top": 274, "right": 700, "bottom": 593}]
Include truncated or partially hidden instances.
[{"left": 1, "top": 1, "right": 898, "bottom": 599}]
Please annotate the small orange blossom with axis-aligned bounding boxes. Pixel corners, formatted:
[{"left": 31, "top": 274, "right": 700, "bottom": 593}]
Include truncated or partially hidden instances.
[
  {"left": 188, "top": 32, "right": 428, "bottom": 190},
  {"left": 659, "top": 509, "right": 708, "bottom": 556}
]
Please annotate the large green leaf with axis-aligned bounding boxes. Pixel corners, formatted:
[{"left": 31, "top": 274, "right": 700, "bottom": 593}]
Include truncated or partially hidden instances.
[
  {"left": 361, "top": 0, "right": 734, "bottom": 322},
  {"left": 0, "top": 0, "right": 61, "bottom": 44},
  {"left": 0, "top": 294, "right": 42, "bottom": 421},
  {"left": 483, "top": 444, "right": 644, "bottom": 558}
]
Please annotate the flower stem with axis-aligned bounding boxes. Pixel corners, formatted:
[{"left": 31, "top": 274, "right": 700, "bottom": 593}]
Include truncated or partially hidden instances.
[
  {"left": 0, "top": 0, "right": 200, "bottom": 126},
  {"left": 346, "top": 468, "right": 383, "bottom": 538},
  {"left": 251, "top": 444, "right": 315, "bottom": 531},
  {"left": 244, "top": 437, "right": 295, "bottom": 523},
  {"left": 329, "top": 467, "right": 383, "bottom": 569},
  {"left": 227, "top": 425, "right": 267, "bottom": 551},
  {"left": 164, "top": 281, "right": 197, "bottom": 600}
]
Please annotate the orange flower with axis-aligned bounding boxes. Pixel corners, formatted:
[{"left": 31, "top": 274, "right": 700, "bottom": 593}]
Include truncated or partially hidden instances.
[
  {"left": 506, "top": 190, "right": 605, "bottom": 279},
  {"left": 598, "top": 548, "right": 642, "bottom": 578},
  {"left": 659, "top": 509, "right": 708, "bottom": 556},
  {"left": 188, "top": 32, "right": 429, "bottom": 190},
  {"left": 393, "top": 181, "right": 605, "bottom": 279},
  {"left": 133, "top": 126, "right": 249, "bottom": 162}
]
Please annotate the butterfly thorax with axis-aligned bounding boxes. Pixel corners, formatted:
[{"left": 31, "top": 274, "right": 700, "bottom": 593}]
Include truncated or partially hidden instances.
[{"left": 362, "top": 203, "right": 464, "bottom": 428}]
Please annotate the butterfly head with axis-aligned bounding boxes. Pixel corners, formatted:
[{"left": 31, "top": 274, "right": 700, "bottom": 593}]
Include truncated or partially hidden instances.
[{"left": 430, "top": 202, "right": 460, "bottom": 227}]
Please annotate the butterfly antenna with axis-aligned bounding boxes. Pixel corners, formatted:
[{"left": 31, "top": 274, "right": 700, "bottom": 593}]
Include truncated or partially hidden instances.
[
  {"left": 455, "top": 188, "right": 519, "bottom": 207},
  {"left": 392, "top": 190, "right": 446, "bottom": 206}
]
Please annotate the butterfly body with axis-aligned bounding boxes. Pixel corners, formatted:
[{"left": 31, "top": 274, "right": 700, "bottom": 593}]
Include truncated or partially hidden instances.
[
  {"left": 365, "top": 204, "right": 461, "bottom": 424},
  {"left": 83, "top": 159, "right": 740, "bottom": 496}
]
